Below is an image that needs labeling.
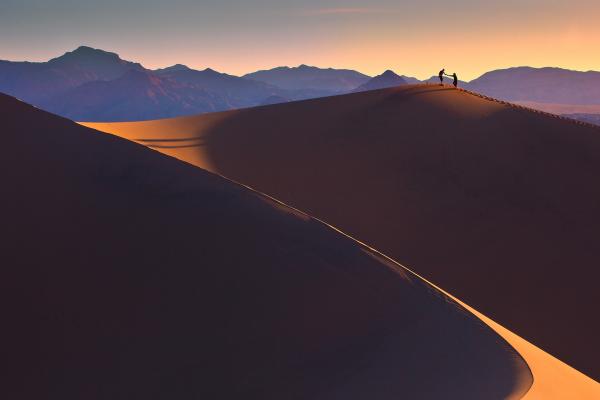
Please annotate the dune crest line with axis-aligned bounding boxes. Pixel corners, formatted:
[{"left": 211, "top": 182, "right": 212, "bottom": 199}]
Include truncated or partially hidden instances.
[{"left": 84, "top": 84, "right": 600, "bottom": 396}]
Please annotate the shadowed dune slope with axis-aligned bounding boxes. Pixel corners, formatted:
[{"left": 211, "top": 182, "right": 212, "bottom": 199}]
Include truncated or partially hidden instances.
[
  {"left": 85, "top": 84, "right": 600, "bottom": 382},
  {"left": 0, "top": 92, "right": 531, "bottom": 399}
]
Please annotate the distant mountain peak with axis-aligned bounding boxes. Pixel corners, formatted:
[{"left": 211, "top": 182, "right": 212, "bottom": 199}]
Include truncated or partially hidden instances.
[
  {"left": 74, "top": 45, "right": 100, "bottom": 53},
  {"left": 297, "top": 64, "right": 317, "bottom": 70},
  {"left": 381, "top": 69, "right": 399, "bottom": 77},
  {"left": 165, "top": 64, "right": 191, "bottom": 71},
  {"left": 353, "top": 69, "right": 407, "bottom": 92},
  {"left": 52, "top": 46, "right": 121, "bottom": 62},
  {"left": 45, "top": 46, "right": 144, "bottom": 72},
  {"left": 44, "top": 46, "right": 145, "bottom": 81},
  {"left": 243, "top": 65, "right": 371, "bottom": 92}
]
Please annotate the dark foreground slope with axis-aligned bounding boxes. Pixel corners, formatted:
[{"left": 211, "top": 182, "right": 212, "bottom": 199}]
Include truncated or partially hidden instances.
[
  {"left": 86, "top": 84, "right": 600, "bottom": 381},
  {"left": 0, "top": 93, "right": 530, "bottom": 399}
]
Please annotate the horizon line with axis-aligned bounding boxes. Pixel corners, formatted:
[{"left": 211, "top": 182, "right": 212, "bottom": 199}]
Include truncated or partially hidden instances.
[{"left": 1, "top": 45, "right": 599, "bottom": 82}]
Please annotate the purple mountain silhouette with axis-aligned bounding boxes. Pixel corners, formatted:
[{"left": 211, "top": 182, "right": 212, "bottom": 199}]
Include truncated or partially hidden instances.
[
  {"left": 3, "top": 46, "right": 599, "bottom": 122},
  {"left": 155, "top": 66, "right": 287, "bottom": 108},
  {"left": 1, "top": 47, "right": 375, "bottom": 120},
  {"left": 154, "top": 64, "right": 192, "bottom": 73},
  {"left": 466, "top": 67, "right": 600, "bottom": 105},
  {"left": 0, "top": 46, "right": 144, "bottom": 104},
  {"left": 243, "top": 64, "right": 370, "bottom": 94},
  {"left": 42, "top": 70, "right": 229, "bottom": 122},
  {"left": 353, "top": 70, "right": 407, "bottom": 92}
]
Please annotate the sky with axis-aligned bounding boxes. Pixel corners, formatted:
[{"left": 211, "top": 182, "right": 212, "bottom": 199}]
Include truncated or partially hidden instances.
[{"left": 1, "top": 0, "right": 599, "bottom": 80}]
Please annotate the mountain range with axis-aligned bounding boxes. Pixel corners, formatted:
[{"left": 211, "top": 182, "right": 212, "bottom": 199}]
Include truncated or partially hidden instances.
[
  {"left": 243, "top": 64, "right": 370, "bottom": 95},
  {"left": 41, "top": 69, "right": 230, "bottom": 122},
  {"left": 1, "top": 46, "right": 599, "bottom": 122},
  {"left": 467, "top": 67, "right": 600, "bottom": 104},
  {"left": 353, "top": 70, "right": 407, "bottom": 92},
  {"left": 0, "top": 46, "right": 144, "bottom": 105},
  {"left": 154, "top": 64, "right": 290, "bottom": 108}
]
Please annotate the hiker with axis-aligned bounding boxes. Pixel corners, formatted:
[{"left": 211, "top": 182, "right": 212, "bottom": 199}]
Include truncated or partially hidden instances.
[
  {"left": 438, "top": 69, "right": 445, "bottom": 85},
  {"left": 444, "top": 72, "right": 458, "bottom": 88}
]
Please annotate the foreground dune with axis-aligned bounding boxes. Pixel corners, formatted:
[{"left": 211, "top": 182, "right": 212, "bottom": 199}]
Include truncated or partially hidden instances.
[
  {"left": 0, "top": 92, "right": 537, "bottom": 399},
  {"left": 85, "top": 84, "right": 600, "bottom": 388}
]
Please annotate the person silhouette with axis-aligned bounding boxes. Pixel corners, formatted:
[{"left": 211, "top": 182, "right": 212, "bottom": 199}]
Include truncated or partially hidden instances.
[
  {"left": 438, "top": 69, "right": 445, "bottom": 85},
  {"left": 451, "top": 73, "right": 458, "bottom": 88}
]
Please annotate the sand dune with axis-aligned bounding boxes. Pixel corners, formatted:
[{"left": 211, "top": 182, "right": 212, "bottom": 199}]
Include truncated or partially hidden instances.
[
  {"left": 0, "top": 91, "right": 537, "bottom": 399},
  {"left": 85, "top": 84, "right": 600, "bottom": 386}
]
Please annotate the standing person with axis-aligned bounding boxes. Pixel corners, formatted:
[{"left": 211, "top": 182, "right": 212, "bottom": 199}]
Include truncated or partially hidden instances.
[
  {"left": 438, "top": 69, "right": 445, "bottom": 85},
  {"left": 451, "top": 73, "right": 458, "bottom": 88}
]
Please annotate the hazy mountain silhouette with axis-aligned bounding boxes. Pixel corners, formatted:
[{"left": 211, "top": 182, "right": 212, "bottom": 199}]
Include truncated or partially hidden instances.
[
  {"left": 155, "top": 66, "right": 288, "bottom": 108},
  {"left": 243, "top": 65, "right": 370, "bottom": 95},
  {"left": 1, "top": 47, "right": 374, "bottom": 120},
  {"left": 466, "top": 67, "right": 600, "bottom": 104},
  {"left": 47, "top": 45, "right": 144, "bottom": 78},
  {"left": 0, "top": 46, "right": 144, "bottom": 104},
  {"left": 153, "top": 63, "right": 193, "bottom": 73},
  {"left": 42, "top": 70, "right": 229, "bottom": 122},
  {"left": 353, "top": 70, "right": 407, "bottom": 92},
  {"left": 4, "top": 46, "right": 600, "bottom": 122}
]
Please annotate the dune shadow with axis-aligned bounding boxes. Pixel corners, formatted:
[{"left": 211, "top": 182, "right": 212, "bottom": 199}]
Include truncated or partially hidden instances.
[
  {"left": 136, "top": 137, "right": 206, "bottom": 143},
  {"left": 146, "top": 143, "right": 206, "bottom": 149},
  {"left": 137, "top": 136, "right": 207, "bottom": 149},
  {"left": 195, "top": 85, "right": 600, "bottom": 383}
]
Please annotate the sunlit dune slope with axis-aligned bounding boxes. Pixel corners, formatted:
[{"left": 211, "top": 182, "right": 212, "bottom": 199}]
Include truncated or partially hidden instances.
[
  {"left": 0, "top": 92, "right": 533, "bottom": 399},
  {"left": 85, "top": 84, "right": 600, "bottom": 383}
]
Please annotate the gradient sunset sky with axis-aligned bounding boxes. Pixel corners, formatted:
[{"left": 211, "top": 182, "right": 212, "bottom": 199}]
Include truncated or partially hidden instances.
[{"left": 2, "top": 0, "right": 598, "bottom": 80}]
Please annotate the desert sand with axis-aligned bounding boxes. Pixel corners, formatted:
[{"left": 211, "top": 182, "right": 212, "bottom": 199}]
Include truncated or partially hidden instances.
[
  {"left": 0, "top": 91, "right": 538, "bottom": 399},
  {"left": 85, "top": 84, "right": 600, "bottom": 387}
]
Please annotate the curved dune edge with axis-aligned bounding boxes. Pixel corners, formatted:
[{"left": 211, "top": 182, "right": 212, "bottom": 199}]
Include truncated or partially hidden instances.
[
  {"left": 307, "top": 212, "right": 600, "bottom": 399},
  {"left": 234, "top": 183, "right": 600, "bottom": 399},
  {"left": 311, "top": 210, "right": 600, "bottom": 400},
  {"left": 3, "top": 92, "right": 532, "bottom": 399},
  {"left": 74, "top": 143, "right": 600, "bottom": 400},
  {"left": 81, "top": 86, "right": 600, "bottom": 397},
  {"left": 79, "top": 128, "right": 600, "bottom": 400},
  {"left": 81, "top": 120, "right": 600, "bottom": 397},
  {"left": 468, "top": 309, "right": 600, "bottom": 399},
  {"left": 231, "top": 185, "right": 600, "bottom": 400}
]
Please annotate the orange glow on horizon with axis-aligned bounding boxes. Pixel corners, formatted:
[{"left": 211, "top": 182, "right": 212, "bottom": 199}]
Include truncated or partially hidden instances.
[
  {"left": 84, "top": 26, "right": 600, "bottom": 81},
  {"left": 2, "top": 2, "right": 599, "bottom": 81},
  {"left": 84, "top": 6, "right": 600, "bottom": 81}
]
